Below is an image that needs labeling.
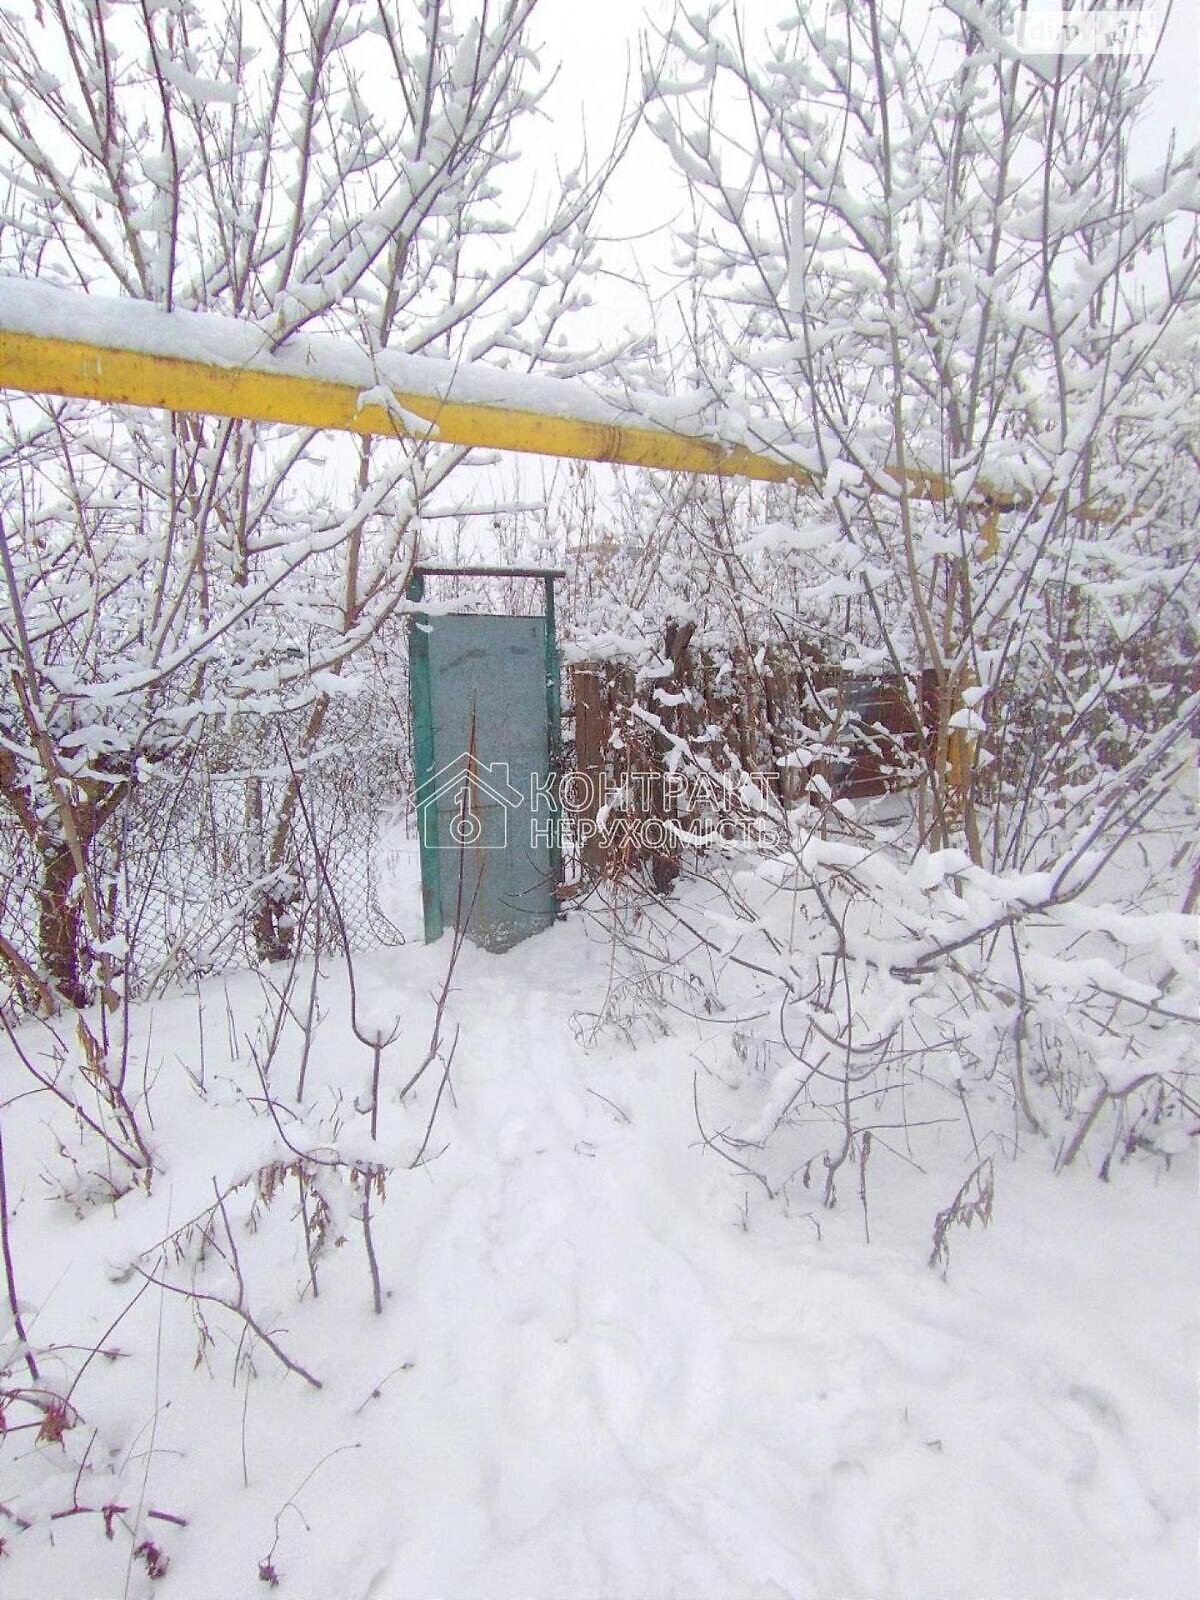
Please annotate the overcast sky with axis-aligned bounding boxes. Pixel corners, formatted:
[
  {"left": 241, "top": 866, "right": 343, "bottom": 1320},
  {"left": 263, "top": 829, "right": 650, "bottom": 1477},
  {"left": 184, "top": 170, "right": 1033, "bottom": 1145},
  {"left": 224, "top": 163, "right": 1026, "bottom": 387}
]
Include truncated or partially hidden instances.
[
  {"left": 459, "top": 0, "right": 1200, "bottom": 536},
  {"left": 536, "top": 0, "right": 1200, "bottom": 347},
  {"left": 539, "top": 0, "right": 1198, "bottom": 368},
  {"left": 538, "top": 0, "right": 1198, "bottom": 150}
]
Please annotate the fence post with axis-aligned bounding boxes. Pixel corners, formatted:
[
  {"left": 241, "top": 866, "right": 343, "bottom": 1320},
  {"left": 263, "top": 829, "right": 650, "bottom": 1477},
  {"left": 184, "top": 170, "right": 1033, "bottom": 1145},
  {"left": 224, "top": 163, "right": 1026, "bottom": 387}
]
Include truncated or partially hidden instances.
[
  {"left": 543, "top": 574, "right": 564, "bottom": 895},
  {"left": 406, "top": 570, "right": 443, "bottom": 944},
  {"left": 571, "top": 664, "right": 608, "bottom": 879}
]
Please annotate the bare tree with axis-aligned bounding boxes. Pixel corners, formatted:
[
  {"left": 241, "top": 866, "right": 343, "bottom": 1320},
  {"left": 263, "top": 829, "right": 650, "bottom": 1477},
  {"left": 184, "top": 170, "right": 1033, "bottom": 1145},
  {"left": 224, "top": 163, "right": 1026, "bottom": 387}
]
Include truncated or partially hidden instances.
[
  {"left": 0, "top": 0, "right": 633, "bottom": 1004},
  {"left": 548, "top": 2, "right": 1199, "bottom": 1196},
  {"left": 645, "top": 0, "right": 1199, "bottom": 858}
]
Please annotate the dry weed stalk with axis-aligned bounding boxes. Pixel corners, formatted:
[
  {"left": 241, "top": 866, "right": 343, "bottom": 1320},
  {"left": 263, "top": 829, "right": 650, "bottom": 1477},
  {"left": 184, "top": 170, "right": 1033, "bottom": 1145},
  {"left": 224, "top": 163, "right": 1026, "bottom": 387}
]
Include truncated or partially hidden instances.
[{"left": 929, "top": 1159, "right": 996, "bottom": 1276}]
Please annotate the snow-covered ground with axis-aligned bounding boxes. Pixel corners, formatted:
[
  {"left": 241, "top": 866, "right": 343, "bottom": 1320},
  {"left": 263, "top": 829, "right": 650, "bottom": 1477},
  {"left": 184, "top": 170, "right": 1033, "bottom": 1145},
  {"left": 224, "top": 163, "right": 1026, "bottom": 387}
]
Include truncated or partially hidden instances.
[{"left": 1, "top": 882, "right": 1196, "bottom": 1599}]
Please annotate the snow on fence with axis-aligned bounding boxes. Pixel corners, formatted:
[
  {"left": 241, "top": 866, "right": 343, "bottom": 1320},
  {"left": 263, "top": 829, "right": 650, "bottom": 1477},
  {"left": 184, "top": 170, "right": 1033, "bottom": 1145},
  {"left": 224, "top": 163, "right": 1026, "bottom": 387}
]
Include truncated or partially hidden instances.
[
  {"left": 0, "top": 703, "right": 411, "bottom": 1017},
  {"left": 0, "top": 618, "right": 942, "bottom": 1013},
  {"left": 566, "top": 630, "right": 938, "bottom": 889}
]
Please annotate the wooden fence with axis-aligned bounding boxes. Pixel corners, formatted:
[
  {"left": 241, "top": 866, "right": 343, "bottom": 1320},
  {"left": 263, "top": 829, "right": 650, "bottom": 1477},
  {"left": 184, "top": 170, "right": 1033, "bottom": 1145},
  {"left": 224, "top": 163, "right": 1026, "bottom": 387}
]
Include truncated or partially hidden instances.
[{"left": 567, "top": 626, "right": 938, "bottom": 887}]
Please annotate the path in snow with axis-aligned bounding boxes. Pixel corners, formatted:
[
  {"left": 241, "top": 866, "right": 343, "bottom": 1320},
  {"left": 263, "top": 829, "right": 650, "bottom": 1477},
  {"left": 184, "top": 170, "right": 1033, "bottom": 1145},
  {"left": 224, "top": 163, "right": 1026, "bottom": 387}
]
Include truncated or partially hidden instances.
[
  {"left": 2, "top": 921, "right": 1196, "bottom": 1599},
  {"left": 322, "top": 933, "right": 1197, "bottom": 1600}
]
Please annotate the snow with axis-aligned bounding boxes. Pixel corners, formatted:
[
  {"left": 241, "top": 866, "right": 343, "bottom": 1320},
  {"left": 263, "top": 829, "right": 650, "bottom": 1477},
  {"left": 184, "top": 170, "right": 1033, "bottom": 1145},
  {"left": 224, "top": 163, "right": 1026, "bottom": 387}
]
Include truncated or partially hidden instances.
[
  {"left": 158, "top": 60, "right": 239, "bottom": 108},
  {"left": 0, "top": 277, "right": 756, "bottom": 451},
  {"left": 0, "top": 871, "right": 1194, "bottom": 1598},
  {"left": 0, "top": 3, "right": 1197, "bottom": 1590}
]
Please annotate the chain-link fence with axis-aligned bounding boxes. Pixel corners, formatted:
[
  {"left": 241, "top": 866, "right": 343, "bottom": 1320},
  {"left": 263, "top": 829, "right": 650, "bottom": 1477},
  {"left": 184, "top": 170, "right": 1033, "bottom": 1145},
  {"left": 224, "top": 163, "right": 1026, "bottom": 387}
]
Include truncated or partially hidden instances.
[{"left": 0, "top": 689, "right": 415, "bottom": 1014}]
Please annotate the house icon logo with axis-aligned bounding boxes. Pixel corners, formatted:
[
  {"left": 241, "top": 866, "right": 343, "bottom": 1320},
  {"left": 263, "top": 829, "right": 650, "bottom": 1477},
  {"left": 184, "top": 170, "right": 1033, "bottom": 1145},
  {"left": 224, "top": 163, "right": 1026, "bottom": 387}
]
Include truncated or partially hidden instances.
[{"left": 416, "top": 752, "right": 524, "bottom": 851}]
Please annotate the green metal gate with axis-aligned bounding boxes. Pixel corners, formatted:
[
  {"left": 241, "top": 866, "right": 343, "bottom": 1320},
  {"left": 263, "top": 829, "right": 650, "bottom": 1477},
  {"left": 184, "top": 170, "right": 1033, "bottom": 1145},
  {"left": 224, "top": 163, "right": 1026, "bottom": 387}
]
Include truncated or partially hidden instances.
[{"left": 408, "top": 567, "right": 563, "bottom": 953}]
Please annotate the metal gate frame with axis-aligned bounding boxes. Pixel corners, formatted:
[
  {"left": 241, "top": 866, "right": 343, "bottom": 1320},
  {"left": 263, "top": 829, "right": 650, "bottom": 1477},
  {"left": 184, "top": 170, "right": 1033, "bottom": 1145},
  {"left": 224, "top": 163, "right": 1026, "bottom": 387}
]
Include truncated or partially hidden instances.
[{"left": 407, "top": 565, "right": 564, "bottom": 947}]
